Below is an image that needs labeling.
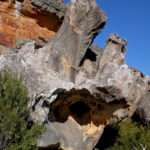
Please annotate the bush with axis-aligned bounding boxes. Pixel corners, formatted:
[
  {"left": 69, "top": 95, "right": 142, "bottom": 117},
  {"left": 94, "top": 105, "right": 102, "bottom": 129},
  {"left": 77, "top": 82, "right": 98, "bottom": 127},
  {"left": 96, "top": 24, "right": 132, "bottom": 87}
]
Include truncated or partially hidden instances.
[
  {"left": 107, "top": 119, "right": 150, "bottom": 150},
  {"left": 0, "top": 71, "right": 44, "bottom": 150}
]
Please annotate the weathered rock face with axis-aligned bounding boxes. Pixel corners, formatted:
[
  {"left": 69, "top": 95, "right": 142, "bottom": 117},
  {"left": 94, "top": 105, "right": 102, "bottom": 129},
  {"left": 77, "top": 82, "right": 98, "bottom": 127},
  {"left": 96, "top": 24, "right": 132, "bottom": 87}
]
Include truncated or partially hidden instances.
[
  {"left": 136, "top": 90, "right": 150, "bottom": 123},
  {"left": 31, "top": 0, "right": 66, "bottom": 19},
  {"left": 0, "top": 0, "right": 63, "bottom": 48},
  {"left": 0, "top": 0, "right": 149, "bottom": 150},
  {"left": 95, "top": 35, "right": 148, "bottom": 106},
  {"left": 48, "top": 0, "right": 106, "bottom": 81}
]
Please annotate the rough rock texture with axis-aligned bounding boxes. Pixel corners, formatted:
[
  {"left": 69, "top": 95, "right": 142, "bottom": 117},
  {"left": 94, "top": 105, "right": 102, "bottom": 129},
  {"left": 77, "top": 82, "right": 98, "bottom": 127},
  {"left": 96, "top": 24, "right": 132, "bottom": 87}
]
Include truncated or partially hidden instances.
[
  {"left": 31, "top": 88, "right": 128, "bottom": 150},
  {"left": 22, "top": 0, "right": 64, "bottom": 32},
  {"left": 31, "top": 0, "right": 66, "bottom": 18},
  {"left": 0, "top": 0, "right": 149, "bottom": 150},
  {"left": 48, "top": 0, "right": 106, "bottom": 81},
  {"left": 38, "top": 117, "right": 104, "bottom": 150},
  {"left": 95, "top": 35, "right": 148, "bottom": 105},
  {"left": 6, "top": 0, "right": 66, "bottom": 19},
  {"left": 0, "top": 1, "right": 61, "bottom": 48},
  {"left": 136, "top": 91, "right": 150, "bottom": 123}
]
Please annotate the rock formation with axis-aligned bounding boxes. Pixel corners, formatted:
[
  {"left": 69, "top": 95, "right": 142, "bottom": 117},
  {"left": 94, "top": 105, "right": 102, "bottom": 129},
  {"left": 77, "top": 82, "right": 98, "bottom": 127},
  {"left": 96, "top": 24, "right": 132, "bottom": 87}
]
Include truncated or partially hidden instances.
[
  {"left": 31, "top": 0, "right": 66, "bottom": 18},
  {"left": 0, "top": 0, "right": 150, "bottom": 149}
]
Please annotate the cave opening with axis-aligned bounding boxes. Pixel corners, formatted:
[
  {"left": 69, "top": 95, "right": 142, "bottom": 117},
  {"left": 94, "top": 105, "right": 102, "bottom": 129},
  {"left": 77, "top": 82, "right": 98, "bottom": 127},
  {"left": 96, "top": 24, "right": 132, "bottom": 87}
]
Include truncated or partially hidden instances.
[
  {"left": 70, "top": 101, "right": 90, "bottom": 118},
  {"left": 69, "top": 101, "right": 91, "bottom": 125},
  {"left": 48, "top": 88, "right": 128, "bottom": 126},
  {"left": 79, "top": 48, "right": 97, "bottom": 66}
]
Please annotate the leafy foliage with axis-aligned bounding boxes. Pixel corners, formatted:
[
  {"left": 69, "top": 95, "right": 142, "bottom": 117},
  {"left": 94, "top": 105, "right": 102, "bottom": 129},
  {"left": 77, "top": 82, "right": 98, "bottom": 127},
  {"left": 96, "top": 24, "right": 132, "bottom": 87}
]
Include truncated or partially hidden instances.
[
  {"left": 107, "top": 119, "right": 150, "bottom": 150},
  {"left": 0, "top": 71, "right": 44, "bottom": 150}
]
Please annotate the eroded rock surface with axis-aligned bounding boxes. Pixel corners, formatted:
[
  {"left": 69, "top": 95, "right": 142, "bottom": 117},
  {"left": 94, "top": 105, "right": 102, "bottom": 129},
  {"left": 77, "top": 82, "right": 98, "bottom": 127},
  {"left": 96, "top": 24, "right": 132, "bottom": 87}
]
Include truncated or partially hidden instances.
[
  {"left": 31, "top": 0, "right": 66, "bottom": 19},
  {"left": 0, "top": 0, "right": 149, "bottom": 150},
  {"left": 48, "top": 0, "right": 106, "bottom": 81},
  {"left": 136, "top": 90, "right": 150, "bottom": 123},
  {"left": 0, "top": 0, "right": 63, "bottom": 48}
]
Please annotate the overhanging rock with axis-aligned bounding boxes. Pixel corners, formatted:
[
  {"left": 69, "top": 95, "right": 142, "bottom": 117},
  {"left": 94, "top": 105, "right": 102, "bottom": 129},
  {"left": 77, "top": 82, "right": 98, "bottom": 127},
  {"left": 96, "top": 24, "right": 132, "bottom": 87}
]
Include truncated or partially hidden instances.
[{"left": 32, "top": 88, "right": 128, "bottom": 150}]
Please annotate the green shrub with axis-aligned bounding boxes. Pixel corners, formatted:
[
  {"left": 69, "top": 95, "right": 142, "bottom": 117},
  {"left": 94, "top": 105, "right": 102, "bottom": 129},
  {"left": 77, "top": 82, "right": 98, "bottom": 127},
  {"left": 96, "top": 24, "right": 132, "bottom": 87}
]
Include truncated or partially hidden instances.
[
  {"left": 0, "top": 71, "right": 44, "bottom": 150},
  {"left": 107, "top": 119, "right": 150, "bottom": 150}
]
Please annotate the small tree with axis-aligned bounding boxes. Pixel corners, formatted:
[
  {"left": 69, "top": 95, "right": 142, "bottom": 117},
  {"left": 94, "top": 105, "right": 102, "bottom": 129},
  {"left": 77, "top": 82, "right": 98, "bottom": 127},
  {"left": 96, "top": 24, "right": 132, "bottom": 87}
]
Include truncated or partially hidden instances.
[
  {"left": 107, "top": 120, "right": 150, "bottom": 150},
  {"left": 0, "top": 71, "right": 44, "bottom": 150}
]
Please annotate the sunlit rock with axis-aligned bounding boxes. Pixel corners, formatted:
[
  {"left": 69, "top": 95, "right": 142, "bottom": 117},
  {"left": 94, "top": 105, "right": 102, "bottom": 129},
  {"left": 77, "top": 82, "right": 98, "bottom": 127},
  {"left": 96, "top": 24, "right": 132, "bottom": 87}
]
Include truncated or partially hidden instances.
[
  {"left": 0, "top": 1, "right": 60, "bottom": 48},
  {"left": 0, "top": 0, "right": 149, "bottom": 149}
]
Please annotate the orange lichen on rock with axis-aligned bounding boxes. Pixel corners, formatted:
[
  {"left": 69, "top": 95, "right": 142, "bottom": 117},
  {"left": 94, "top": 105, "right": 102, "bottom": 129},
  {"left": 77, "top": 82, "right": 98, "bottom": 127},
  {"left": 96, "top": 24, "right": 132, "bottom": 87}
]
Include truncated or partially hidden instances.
[{"left": 0, "top": 1, "right": 56, "bottom": 48}]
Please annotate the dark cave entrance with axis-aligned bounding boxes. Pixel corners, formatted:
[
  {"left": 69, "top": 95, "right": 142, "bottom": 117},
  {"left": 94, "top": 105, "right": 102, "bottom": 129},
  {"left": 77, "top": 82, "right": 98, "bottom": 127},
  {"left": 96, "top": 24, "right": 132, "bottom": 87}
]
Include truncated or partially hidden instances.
[
  {"left": 70, "top": 101, "right": 90, "bottom": 118},
  {"left": 48, "top": 88, "right": 128, "bottom": 126}
]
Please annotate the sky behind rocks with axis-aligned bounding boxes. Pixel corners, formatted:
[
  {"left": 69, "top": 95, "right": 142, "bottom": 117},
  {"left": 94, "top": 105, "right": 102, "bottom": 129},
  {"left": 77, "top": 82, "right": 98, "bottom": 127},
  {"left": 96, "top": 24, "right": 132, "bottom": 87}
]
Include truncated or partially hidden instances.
[{"left": 64, "top": 0, "right": 150, "bottom": 76}]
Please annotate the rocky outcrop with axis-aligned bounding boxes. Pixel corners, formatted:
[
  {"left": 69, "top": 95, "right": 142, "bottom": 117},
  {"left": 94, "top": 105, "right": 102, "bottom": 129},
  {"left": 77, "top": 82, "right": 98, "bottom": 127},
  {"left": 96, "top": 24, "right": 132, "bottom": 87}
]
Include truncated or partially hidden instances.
[
  {"left": 0, "top": 0, "right": 149, "bottom": 150},
  {"left": 95, "top": 35, "right": 148, "bottom": 105},
  {"left": 31, "top": 88, "right": 128, "bottom": 150},
  {"left": 48, "top": 0, "right": 106, "bottom": 81}
]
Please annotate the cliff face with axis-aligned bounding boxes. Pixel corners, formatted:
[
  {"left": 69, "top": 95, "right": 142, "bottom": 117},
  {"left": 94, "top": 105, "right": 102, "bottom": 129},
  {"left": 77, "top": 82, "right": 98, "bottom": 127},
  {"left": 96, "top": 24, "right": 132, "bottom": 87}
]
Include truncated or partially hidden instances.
[{"left": 0, "top": 0, "right": 149, "bottom": 150}]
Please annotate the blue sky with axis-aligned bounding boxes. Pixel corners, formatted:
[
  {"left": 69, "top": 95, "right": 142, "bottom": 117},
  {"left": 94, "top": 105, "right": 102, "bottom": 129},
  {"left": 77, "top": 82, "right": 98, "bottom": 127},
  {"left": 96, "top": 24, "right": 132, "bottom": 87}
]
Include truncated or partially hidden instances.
[{"left": 64, "top": 0, "right": 150, "bottom": 75}]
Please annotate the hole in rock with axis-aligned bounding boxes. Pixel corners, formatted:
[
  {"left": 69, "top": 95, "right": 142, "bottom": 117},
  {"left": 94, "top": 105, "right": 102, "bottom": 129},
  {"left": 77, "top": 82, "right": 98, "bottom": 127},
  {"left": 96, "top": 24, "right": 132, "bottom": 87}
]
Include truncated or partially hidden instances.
[
  {"left": 121, "top": 45, "right": 125, "bottom": 53},
  {"left": 91, "top": 21, "right": 106, "bottom": 44},
  {"left": 70, "top": 101, "right": 90, "bottom": 118},
  {"left": 49, "top": 89, "right": 128, "bottom": 126},
  {"left": 69, "top": 101, "right": 91, "bottom": 124},
  {"left": 98, "top": 22, "right": 106, "bottom": 31},
  {"left": 79, "top": 48, "right": 97, "bottom": 66}
]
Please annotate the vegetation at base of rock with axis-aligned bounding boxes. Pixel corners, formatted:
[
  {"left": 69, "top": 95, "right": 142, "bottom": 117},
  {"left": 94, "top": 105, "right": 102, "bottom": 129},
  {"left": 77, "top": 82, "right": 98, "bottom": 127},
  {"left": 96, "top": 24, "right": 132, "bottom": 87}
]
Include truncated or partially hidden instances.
[
  {"left": 106, "top": 119, "right": 150, "bottom": 150},
  {"left": 0, "top": 71, "right": 44, "bottom": 150}
]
